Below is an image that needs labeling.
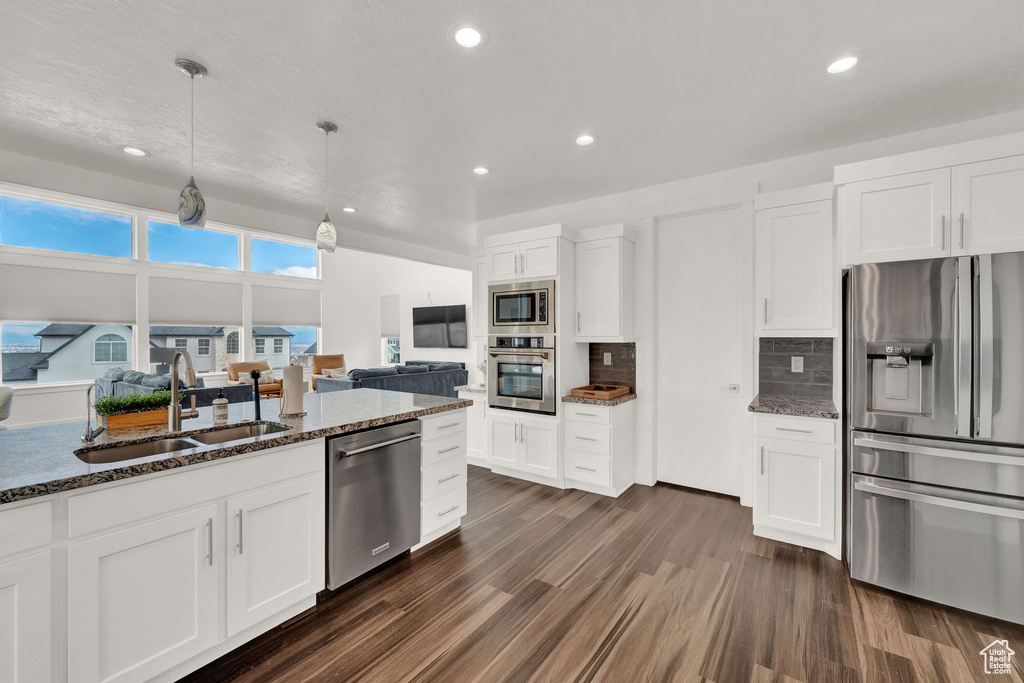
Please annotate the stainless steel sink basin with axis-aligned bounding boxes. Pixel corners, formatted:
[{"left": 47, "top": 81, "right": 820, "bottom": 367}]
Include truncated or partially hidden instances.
[
  {"left": 187, "top": 422, "right": 291, "bottom": 445},
  {"left": 75, "top": 438, "right": 200, "bottom": 464}
]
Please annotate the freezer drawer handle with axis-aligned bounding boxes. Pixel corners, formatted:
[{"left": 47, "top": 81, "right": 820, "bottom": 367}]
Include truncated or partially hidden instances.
[
  {"left": 854, "top": 480, "right": 1024, "bottom": 520},
  {"left": 337, "top": 433, "right": 421, "bottom": 457},
  {"left": 852, "top": 437, "right": 1024, "bottom": 468}
]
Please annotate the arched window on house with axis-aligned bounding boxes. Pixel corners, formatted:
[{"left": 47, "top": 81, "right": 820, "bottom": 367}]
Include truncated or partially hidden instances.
[
  {"left": 226, "top": 331, "right": 239, "bottom": 355},
  {"left": 94, "top": 334, "right": 128, "bottom": 363}
]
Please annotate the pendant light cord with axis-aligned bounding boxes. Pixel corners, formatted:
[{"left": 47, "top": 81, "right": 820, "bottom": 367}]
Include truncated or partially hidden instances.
[
  {"left": 324, "top": 129, "right": 330, "bottom": 214},
  {"left": 190, "top": 75, "right": 195, "bottom": 175}
]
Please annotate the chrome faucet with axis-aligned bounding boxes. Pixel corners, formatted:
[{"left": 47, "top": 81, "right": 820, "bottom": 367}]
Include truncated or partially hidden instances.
[
  {"left": 82, "top": 382, "right": 107, "bottom": 443},
  {"left": 168, "top": 350, "right": 199, "bottom": 432}
]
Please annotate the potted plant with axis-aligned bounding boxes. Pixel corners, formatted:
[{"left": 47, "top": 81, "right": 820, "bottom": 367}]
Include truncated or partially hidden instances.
[{"left": 93, "top": 391, "right": 184, "bottom": 430}]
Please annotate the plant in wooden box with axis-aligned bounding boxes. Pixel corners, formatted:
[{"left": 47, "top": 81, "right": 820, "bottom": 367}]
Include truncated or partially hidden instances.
[{"left": 93, "top": 391, "right": 185, "bottom": 430}]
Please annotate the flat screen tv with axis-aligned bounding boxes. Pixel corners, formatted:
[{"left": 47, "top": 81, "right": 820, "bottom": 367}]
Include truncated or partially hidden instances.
[{"left": 412, "top": 305, "right": 468, "bottom": 348}]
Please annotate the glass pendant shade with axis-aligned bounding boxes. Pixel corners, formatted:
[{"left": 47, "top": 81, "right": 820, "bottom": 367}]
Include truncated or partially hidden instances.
[
  {"left": 178, "top": 175, "right": 207, "bottom": 228},
  {"left": 316, "top": 212, "right": 337, "bottom": 253}
]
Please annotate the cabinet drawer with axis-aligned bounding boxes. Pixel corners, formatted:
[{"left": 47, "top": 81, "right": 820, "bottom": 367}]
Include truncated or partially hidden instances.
[
  {"left": 420, "top": 410, "right": 468, "bottom": 442},
  {"left": 0, "top": 500, "right": 52, "bottom": 558},
  {"left": 564, "top": 403, "right": 611, "bottom": 424},
  {"left": 421, "top": 432, "right": 466, "bottom": 468},
  {"left": 564, "top": 420, "right": 611, "bottom": 455},
  {"left": 422, "top": 487, "right": 466, "bottom": 536},
  {"left": 422, "top": 457, "right": 467, "bottom": 502},
  {"left": 565, "top": 450, "right": 611, "bottom": 487},
  {"left": 756, "top": 416, "right": 835, "bottom": 445}
]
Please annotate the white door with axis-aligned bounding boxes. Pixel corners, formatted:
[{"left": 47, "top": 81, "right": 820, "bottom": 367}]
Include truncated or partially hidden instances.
[
  {"left": 518, "top": 238, "right": 558, "bottom": 279},
  {"left": 226, "top": 476, "right": 323, "bottom": 636},
  {"left": 952, "top": 155, "right": 1024, "bottom": 256},
  {"left": 486, "top": 413, "right": 518, "bottom": 468},
  {"left": 656, "top": 205, "right": 751, "bottom": 496},
  {"left": 757, "top": 200, "right": 833, "bottom": 332},
  {"left": 754, "top": 439, "right": 835, "bottom": 540},
  {"left": 843, "top": 169, "right": 951, "bottom": 265},
  {"left": 576, "top": 238, "right": 621, "bottom": 339},
  {"left": 67, "top": 505, "right": 220, "bottom": 683},
  {"left": 485, "top": 244, "right": 520, "bottom": 282},
  {"left": 519, "top": 417, "right": 559, "bottom": 479},
  {"left": 0, "top": 551, "right": 52, "bottom": 683}
]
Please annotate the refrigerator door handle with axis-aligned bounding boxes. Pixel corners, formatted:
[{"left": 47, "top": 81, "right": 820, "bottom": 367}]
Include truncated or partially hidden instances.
[
  {"left": 954, "top": 257, "right": 973, "bottom": 438},
  {"left": 977, "top": 254, "right": 995, "bottom": 439}
]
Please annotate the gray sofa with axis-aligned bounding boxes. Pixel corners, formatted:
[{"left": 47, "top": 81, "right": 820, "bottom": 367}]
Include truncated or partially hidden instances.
[
  {"left": 97, "top": 369, "right": 252, "bottom": 407},
  {"left": 316, "top": 362, "right": 468, "bottom": 399}
]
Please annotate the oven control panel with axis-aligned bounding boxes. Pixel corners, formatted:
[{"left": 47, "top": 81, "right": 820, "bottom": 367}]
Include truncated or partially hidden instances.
[{"left": 491, "top": 335, "right": 554, "bottom": 349}]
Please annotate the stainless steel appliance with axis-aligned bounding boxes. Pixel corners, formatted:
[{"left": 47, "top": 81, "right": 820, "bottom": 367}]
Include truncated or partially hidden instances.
[
  {"left": 327, "top": 421, "right": 421, "bottom": 590},
  {"left": 488, "top": 279, "right": 554, "bottom": 335},
  {"left": 488, "top": 335, "right": 556, "bottom": 415},
  {"left": 848, "top": 254, "right": 1024, "bottom": 623}
]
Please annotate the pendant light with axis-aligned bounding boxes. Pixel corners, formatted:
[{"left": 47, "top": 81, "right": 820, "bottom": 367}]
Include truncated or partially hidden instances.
[
  {"left": 315, "top": 121, "right": 338, "bottom": 253},
  {"left": 175, "top": 58, "right": 208, "bottom": 228}
]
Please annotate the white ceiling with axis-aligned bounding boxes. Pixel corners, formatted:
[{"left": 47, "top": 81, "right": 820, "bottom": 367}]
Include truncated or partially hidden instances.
[{"left": 1, "top": 1, "right": 1023, "bottom": 254}]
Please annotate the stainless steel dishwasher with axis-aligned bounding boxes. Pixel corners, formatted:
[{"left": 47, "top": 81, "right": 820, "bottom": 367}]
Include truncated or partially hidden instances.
[{"left": 327, "top": 421, "right": 422, "bottom": 590}]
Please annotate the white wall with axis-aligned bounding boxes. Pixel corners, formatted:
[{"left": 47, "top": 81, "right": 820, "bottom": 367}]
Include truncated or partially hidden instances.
[
  {"left": 476, "top": 108, "right": 1024, "bottom": 488},
  {"left": 320, "top": 248, "right": 475, "bottom": 377}
]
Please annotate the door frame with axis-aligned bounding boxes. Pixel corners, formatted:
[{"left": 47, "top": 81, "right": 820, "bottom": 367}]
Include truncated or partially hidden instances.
[{"left": 642, "top": 184, "right": 757, "bottom": 505}]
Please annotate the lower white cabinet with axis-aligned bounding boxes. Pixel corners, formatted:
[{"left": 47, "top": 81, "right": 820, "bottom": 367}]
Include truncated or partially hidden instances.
[
  {"left": 562, "top": 400, "right": 636, "bottom": 497},
  {"left": 486, "top": 411, "right": 559, "bottom": 480},
  {"left": 0, "top": 551, "right": 52, "bottom": 683},
  {"left": 457, "top": 390, "right": 486, "bottom": 464},
  {"left": 753, "top": 415, "right": 840, "bottom": 558},
  {"left": 419, "top": 412, "right": 469, "bottom": 542},
  {"left": 68, "top": 505, "right": 221, "bottom": 683}
]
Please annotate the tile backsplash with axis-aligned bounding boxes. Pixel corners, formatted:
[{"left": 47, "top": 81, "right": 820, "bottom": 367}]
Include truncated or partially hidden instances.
[
  {"left": 589, "top": 343, "right": 636, "bottom": 391},
  {"left": 759, "top": 338, "right": 833, "bottom": 399}
]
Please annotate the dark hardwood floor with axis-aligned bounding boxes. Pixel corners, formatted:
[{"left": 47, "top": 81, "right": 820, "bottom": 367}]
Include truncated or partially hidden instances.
[{"left": 183, "top": 465, "right": 1024, "bottom": 682}]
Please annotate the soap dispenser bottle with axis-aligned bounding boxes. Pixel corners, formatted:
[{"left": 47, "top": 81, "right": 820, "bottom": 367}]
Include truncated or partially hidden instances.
[{"left": 213, "top": 389, "right": 229, "bottom": 425}]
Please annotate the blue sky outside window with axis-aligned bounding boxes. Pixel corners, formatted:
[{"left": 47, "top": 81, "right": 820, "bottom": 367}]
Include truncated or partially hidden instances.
[
  {"left": 148, "top": 221, "right": 239, "bottom": 269},
  {"left": 0, "top": 195, "right": 132, "bottom": 258},
  {"left": 252, "top": 238, "right": 317, "bottom": 278}
]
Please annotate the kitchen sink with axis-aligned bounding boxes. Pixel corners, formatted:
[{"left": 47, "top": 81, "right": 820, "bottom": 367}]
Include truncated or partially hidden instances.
[
  {"left": 187, "top": 422, "right": 292, "bottom": 445},
  {"left": 75, "top": 438, "right": 200, "bottom": 464}
]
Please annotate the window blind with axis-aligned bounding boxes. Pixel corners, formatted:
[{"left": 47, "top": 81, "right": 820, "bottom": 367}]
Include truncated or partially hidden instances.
[
  {"left": 380, "top": 294, "right": 400, "bottom": 337},
  {"left": 251, "top": 285, "right": 321, "bottom": 327},
  {"left": 149, "top": 277, "right": 243, "bottom": 325},
  {"left": 0, "top": 263, "right": 136, "bottom": 323}
]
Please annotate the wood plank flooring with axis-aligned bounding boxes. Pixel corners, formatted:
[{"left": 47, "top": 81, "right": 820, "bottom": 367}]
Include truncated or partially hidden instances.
[{"left": 183, "top": 465, "right": 1024, "bottom": 682}]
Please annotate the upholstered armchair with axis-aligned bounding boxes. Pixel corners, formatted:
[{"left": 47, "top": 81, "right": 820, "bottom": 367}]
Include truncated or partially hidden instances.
[
  {"left": 0, "top": 385, "right": 12, "bottom": 429},
  {"left": 311, "top": 354, "right": 345, "bottom": 391},
  {"left": 226, "top": 360, "right": 283, "bottom": 398}
]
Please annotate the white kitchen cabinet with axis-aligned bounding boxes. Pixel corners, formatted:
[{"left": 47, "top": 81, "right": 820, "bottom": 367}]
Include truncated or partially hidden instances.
[
  {"left": 68, "top": 505, "right": 221, "bottom": 683},
  {"left": 843, "top": 168, "right": 951, "bottom": 265},
  {"left": 457, "top": 390, "right": 486, "bottom": 465},
  {"left": 419, "top": 412, "right": 469, "bottom": 543},
  {"left": 756, "top": 199, "right": 833, "bottom": 334},
  {"left": 575, "top": 236, "right": 635, "bottom": 341},
  {"left": 951, "top": 155, "right": 1024, "bottom": 255},
  {"left": 0, "top": 551, "right": 52, "bottom": 683},
  {"left": 563, "top": 400, "right": 636, "bottom": 497},
  {"left": 226, "top": 476, "right": 323, "bottom": 636},
  {"left": 485, "top": 237, "right": 558, "bottom": 282},
  {"left": 486, "top": 411, "right": 559, "bottom": 481}
]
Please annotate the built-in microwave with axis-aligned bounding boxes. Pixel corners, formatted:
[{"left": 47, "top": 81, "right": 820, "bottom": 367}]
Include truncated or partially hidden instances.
[{"left": 488, "top": 279, "right": 554, "bottom": 335}]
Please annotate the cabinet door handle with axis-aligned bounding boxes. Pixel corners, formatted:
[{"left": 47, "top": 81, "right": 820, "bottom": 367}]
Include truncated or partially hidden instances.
[
  {"left": 523, "top": 252, "right": 527, "bottom": 272},
  {"left": 959, "top": 212, "right": 965, "bottom": 248},
  {"left": 206, "top": 518, "right": 214, "bottom": 566},
  {"left": 940, "top": 215, "right": 946, "bottom": 250},
  {"left": 763, "top": 298, "right": 768, "bottom": 324},
  {"left": 578, "top": 312, "right": 582, "bottom": 332},
  {"left": 574, "top": 436, "right": 598, "bottom": 442},
  {"left": 760, "top": 446, "right": 765, "bottom": 476},
  {"left": 237, "top": 510, "right": 244, "bottom": 555},
  {"left": 575, "top": 412, "right": 597, "bottom": 417},
  {"left": 775, "top": 427, "right": 813, "bottom": 434},
  {"left": 438, "top": 422, "right": 461, "bottom": 430},
  {"left": 439, "top": 445, "right": 461, "bottom": 454},
  {"left": 438, "top": 505, "right": 460, "bottom": 518},
  {"left": 437, "top": 473, "right": 461, "bottom": 484},
  {"left": 520, "top": 422, "right": 526, "bottom": 444},
  {"left": 575, "top": 465, "right": 598, "bottom": 473},
  {"left": 513, "top": 253, "right": 518, "bottom": 275}
]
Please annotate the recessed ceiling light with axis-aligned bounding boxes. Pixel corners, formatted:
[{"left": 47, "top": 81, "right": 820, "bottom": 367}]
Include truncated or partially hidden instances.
[
  {"left": 454, "top": 26, "right": 483, "bottom": 48},
  {"left": 342, "top": 206, "right": 357, "bottom": 213},
  {"left": 122, "top": 146, "right": 150, "bottom": 157},
  {"left": 473, "top": 166, "right": 490, "bottom": 175},
  {"left": 575, "top": 134, "right": 595, "bottom": 146},
  {"left": 827, "top": 56, "right": 858, "bottom": 74}
]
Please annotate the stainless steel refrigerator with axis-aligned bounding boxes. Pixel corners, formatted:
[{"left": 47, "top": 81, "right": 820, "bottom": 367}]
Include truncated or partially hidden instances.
[{"left": 848, "top": 253, "right": 1024, "bottom": 624}]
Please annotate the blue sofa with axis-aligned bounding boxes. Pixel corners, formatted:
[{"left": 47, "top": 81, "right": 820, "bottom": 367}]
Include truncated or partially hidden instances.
[
  {"left": 96, "top": 369, "right": 252, "bottom": 407},
  {"left": 316, "top": 362, "right": 468, "bottom": 399}
]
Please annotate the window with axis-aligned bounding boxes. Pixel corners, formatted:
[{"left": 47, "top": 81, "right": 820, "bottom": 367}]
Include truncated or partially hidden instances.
[
  {"left": 197, "top": 338, "right": 210, "bottom": 356},
  {"left": 383, "top": 337, "right": 401, "bottom": 365},
  {"left": 254, "top": 338, "right": 266, "bottom": 355},
  {"left": 174, "top": 338, "right": 188, "bottom": 351},
  {"left": 251, "top": 238, "right": 317, "bottom": 278},
  {"left": 273, "top": 338, "right": 284, "bottom": 354},
  {"left": 226, "top": 331, "right": 239, "bottom": 355},
  {"left": 1, "top": 323, "right": 133, "bottom": 385},
  {"left": 0, "top": 195, "right": 132, "bottom": 259},
  {"left": 150, "top": 326, "right": 237, "bottom": 374},
  {"left": 147, "top": 221, "right": 239, "bottom": 270}
]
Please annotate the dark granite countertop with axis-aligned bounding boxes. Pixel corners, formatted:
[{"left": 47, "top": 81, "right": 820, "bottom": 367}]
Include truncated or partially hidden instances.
[
  {"left": 748, "top": 394, "right": 838, "bottom": 420},
  {"left": 562, "top": 393, "right": 638, "bottom": 407},
  {"left": 0, "top": 388, "right": 472, "bottom": 506}
]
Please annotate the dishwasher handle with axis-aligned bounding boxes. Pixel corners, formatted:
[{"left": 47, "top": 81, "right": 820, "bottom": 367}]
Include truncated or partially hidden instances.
[{"left": 336, "top": 433, "right": 421, "bottom": 457}]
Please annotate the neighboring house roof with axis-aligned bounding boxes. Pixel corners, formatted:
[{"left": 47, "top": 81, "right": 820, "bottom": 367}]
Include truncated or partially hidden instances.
[
  {"left": 304, "top": 342, "right": 317, "bottom": 354},
  {"left": 35, "top": 323, "right": 93, "bottom": 337},
  {"left": 253, "top": 327, "right": 294, "bottom": 337},
  {"left": 149, "top": 326, "right": 225, "bottom": 337},
  {"left": 1, "top": 352, "right": 51, "bottom": 382}
]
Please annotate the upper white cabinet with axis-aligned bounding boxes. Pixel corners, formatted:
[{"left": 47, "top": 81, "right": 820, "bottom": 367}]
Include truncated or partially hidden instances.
[
  {"left": 575, "top": 232, "right": 635, "bottom": 342},
  {"left": 756, "top": 194, "right": 834, "bottom": 334},
  {"left": 486, "top": 237, "right": 559, "bottom": 282},
  {"left": 951, "top": 155, "right": 1024, "bottom": 256}
]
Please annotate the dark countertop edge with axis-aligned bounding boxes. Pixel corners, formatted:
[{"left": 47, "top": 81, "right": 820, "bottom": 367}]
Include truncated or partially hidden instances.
[
  {"left": 747, "top": 394, "right": 839, "bottom": 420},
  {"left": 0, "top": 399, "right": 472, "bottom": 506},
  {"left": 561, "top": 393, "right": 638, "bottom": 407}
]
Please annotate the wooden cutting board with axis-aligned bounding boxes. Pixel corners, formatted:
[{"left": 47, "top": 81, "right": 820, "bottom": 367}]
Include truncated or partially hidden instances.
[{"left": 570, "top": 384, "right": 630, "bottom": 400}]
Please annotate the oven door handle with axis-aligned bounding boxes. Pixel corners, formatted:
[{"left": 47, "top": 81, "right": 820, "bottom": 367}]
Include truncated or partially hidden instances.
[
  {"left": 854, "top": 480, "right": 1024, "bottom": 520},
  {"left": 489, "top": 351, "right": 550, "bottom": 359}
]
